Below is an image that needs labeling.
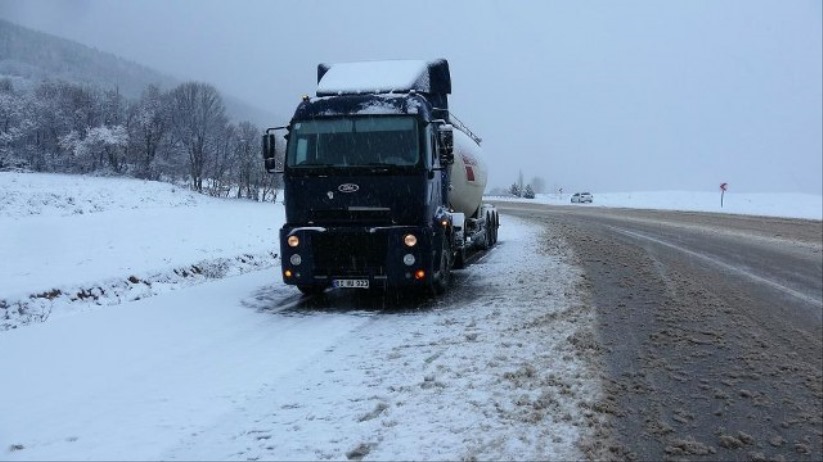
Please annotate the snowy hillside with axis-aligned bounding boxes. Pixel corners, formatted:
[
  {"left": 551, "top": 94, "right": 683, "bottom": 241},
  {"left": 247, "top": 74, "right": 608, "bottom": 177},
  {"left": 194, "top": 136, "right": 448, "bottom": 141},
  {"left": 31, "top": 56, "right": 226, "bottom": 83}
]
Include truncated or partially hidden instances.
[
  {"left": 0, "top": 19, "right": 279, "bottom": 127},
  {"left": 0, "top": 172, "right": 283, "bottom": 329}
]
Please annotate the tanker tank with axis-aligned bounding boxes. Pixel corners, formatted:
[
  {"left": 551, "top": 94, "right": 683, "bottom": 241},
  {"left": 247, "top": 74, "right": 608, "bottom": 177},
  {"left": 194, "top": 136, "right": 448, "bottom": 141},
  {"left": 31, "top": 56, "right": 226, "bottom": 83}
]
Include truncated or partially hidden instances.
[{"left": 448, "top": 128, "right": 488, "bottom": 218}]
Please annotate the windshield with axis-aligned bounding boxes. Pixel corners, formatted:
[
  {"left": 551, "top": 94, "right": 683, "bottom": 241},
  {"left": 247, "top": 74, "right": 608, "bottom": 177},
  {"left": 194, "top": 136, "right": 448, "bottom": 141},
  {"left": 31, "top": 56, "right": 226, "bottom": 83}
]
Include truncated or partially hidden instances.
[{"left": 287, "top": 116, "right": 420, "bottom": 168}]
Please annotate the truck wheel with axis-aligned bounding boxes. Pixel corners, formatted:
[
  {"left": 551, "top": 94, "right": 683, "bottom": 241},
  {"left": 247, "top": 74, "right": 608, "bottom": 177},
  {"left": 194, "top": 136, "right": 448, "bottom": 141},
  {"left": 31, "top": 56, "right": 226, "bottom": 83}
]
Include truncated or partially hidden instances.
[
  {"left": 453, "top": 246, "right": 467, "bottom": 269},
  {"left": 490, "top": 212, "right": 498, "bottom": 246},
  {"left": 431, "top": 240, "right": 451, "bottom": 295},
  {"left": 298, "top": 285, "right": 325, "bottom": 296},
  {"left": 478, "top": 213, "right": 492, "bottom": 250},
  {"left": 495, "top": 212, "right": 500, "bottom": 244}
]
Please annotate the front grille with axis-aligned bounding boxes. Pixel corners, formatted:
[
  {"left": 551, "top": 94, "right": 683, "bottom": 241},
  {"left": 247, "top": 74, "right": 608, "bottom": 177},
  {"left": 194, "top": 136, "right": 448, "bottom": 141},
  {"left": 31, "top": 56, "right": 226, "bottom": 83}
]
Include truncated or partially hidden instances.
[
  {"left": 312, "top": 233, "right": 388, "bottom": 276},
  {"left": 311, "top": 208, "right": 393, "bottom": 224}
]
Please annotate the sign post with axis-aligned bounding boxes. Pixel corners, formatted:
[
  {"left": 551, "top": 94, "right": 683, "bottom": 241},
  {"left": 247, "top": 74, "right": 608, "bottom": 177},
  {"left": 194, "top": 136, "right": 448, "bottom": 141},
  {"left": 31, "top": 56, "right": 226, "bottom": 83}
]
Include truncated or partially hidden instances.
[{"left": 720, "top": 182, "right": 728, "bottom": 208}]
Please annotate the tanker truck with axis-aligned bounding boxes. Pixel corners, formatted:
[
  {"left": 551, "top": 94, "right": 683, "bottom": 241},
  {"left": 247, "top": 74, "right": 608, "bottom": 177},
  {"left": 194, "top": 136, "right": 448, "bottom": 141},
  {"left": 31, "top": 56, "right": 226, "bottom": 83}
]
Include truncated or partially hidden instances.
[{"left": 262, "top": 59, "right": 499, "bottom": 295}]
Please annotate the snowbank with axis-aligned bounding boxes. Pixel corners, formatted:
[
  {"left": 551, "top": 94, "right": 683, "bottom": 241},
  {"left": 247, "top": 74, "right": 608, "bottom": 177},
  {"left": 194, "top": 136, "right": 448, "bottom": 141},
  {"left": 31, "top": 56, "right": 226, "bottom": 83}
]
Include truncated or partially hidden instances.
[
  {"left": 0, "top": 172, "right": 284, "bottom": 329},
  {"left": 0, "top": 172, "right": 208, "bottom": 218}
]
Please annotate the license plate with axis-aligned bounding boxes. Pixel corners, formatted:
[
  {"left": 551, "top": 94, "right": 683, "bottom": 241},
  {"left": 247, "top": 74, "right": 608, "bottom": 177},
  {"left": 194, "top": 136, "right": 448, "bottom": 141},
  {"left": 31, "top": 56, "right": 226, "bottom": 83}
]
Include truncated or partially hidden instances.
[{"left": 333, "top": 279, "right": 370, "bottom": 289}]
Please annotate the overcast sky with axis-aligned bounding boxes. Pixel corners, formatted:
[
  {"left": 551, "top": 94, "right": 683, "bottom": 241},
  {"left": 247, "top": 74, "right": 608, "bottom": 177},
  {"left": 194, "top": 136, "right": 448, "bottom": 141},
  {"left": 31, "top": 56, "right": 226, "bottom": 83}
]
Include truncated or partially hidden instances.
[{"left": 1, "top": 0, "right": 821, "bottom": 194}]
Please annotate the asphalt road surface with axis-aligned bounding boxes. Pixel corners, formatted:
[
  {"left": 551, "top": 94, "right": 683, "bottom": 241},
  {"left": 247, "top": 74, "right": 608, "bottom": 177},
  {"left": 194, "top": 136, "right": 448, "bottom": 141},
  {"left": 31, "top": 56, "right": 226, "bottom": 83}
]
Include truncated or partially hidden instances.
[{"left": 494, "top": 202, "right": 823, "bottom": 462}]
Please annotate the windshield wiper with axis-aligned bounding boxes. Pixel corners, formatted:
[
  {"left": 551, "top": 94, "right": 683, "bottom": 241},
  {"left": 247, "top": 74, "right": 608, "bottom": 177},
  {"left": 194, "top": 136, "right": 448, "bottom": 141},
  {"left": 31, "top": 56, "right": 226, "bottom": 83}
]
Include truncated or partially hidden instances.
[
  {"left": 292, "top": 163, "right": 338, "bottom": 168},
  {"left": 358, "top": 163, "right": 400, "bottom": 172}
]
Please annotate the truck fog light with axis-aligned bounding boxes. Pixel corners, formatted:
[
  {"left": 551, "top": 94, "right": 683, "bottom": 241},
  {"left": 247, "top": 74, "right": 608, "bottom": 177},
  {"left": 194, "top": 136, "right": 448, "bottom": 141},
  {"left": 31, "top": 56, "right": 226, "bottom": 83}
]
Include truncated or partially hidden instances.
[
  {"left": 403, "top": 254, "right": 415, "bottom": 266},
  {"left": 284, "top": 269, "right": 293, "bottom": 278},
  {"left": 287, "top": 235, "right": 300, "bottom": 248},
  {"left": 414, "top": 270, "right": 426, "bottom": 280},
  {"left": 403, "top": 234, "right": 417, "bottom": 247},
  {"left": 290, "top": 254, "right": 302, "bottom": 265}
]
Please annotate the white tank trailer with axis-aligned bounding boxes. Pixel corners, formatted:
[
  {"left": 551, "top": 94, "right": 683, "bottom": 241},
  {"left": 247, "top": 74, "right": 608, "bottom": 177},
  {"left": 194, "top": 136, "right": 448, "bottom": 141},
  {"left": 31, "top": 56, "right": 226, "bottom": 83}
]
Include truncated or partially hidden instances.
[
  {"left": 449, "top": 129, "right": 488, "bottom": 216},
  {"left": 446, "top": 126, "right": 499, "bottom": 268}
]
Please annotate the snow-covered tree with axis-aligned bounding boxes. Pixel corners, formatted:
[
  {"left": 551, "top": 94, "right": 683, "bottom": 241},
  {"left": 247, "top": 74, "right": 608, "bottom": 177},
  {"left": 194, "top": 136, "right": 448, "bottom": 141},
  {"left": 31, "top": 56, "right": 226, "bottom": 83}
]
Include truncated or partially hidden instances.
[
  {"left": 169, "top": 82, "right": 228, "bottom": 192},
  {"left": 0, "top": 67, "right": 271, "bottom": 197},
  {"left": 128, "top": 84, "right": 171, "bottom": 179},
  {"left": 99, "top": 88, "right": 128, "bottom": 172},
  {"left": 0, "top": 79, "right": 35, "bottom": 169},
  {"left": 234, "top": 121, "right": 260, "bottom": 199},
  {"left": 27, "top": 80, "right": 104, "bottom": 171},
  {"left": 58, "top": 125, "right": 128, "bottom": 173},
  {"left": 523, "top": 184, "right": 535, "bottom": 199},
  {"left": 207, "top": 122, "right": 237, "bottom": 197},
  {"left": 231, "top": 120, "right": 281, "bottom": 202}
]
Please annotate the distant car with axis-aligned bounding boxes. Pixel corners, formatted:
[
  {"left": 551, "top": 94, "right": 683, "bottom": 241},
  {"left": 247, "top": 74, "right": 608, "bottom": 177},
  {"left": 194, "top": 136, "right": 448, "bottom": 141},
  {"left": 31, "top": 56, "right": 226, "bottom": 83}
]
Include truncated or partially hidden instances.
[{"left": 571, "top": 192, "right": 593, "bottom": 204}]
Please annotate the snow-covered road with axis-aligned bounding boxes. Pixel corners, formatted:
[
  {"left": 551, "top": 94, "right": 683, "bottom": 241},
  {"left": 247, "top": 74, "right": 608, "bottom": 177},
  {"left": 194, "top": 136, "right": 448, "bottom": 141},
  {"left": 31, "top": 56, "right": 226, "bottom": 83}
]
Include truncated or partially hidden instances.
[
  {"left": 1, "top": 202, "right": 606, "bottom": 460},
  {"left": 2, "top": 270, "right": 369, "bottom": 459}
]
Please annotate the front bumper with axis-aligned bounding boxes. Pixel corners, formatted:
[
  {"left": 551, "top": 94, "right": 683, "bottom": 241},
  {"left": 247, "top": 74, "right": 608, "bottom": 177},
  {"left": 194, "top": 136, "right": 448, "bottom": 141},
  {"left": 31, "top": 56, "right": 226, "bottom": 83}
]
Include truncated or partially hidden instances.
[{"left": 279, "top": 225, "right": 436, "bottom": 288}]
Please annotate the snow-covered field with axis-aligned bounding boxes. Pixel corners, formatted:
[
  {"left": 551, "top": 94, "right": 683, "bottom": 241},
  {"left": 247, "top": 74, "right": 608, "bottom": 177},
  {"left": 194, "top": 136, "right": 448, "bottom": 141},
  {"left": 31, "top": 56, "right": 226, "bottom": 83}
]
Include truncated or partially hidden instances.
[
  {"left": 1, "top": 173, "right": 282, "bottom": 329},
  {"left": 491, "top": 190, "right": 823, "bottom": 221}
]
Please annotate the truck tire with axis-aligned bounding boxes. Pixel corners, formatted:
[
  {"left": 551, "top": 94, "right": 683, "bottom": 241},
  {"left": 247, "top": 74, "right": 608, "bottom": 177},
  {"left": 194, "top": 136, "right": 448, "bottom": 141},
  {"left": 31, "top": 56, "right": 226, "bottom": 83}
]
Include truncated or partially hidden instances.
[
  {"left": 453, "top": 245, "right": 467, "bottom": 269},
  {"left": 431, "top": 239, "right": 451, "bottom": 295},
  {"left": 477, "top": 212, "right": 492, "bottom": 251},
  {"left": 490, "top": 211, "right": 498, "bottom": 246},
  {"left": 494, "top": 211, "right": 500, "bottom": 244}
]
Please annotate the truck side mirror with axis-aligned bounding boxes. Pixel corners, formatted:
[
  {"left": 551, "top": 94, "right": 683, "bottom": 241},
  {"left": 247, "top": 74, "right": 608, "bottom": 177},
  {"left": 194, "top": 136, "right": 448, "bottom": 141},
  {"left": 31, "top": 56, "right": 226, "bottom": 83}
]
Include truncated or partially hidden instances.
[
  {"left": 262, "top": 127, "right": 287, "bottom": 173},
  {"left": 437, "top": 125, "right": 454, "bottom": 165}
]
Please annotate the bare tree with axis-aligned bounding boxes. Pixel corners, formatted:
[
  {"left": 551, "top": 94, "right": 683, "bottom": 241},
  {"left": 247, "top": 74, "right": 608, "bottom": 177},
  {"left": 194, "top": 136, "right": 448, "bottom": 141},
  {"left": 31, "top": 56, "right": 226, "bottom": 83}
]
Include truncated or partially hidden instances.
[
  {"left": 129, "top": 84, "right": 170, "bottom": 179},
  {"left": 31, "top": 80, "right": 100, "bottom": 171},
  {"left": 99, "top": 87, "right": 128, "bottom": 173},
  {"left": 234, "top": 121, "right": 259, "bottom": 199},
  {"left": 168, "top": 82, "right": 227, "bottom": 192},
  {"left": 208, "top": 122, "right": 236, "bottom": 197},
  {"left": 0, "top": 79, "right": 34, "bottom": 169}
]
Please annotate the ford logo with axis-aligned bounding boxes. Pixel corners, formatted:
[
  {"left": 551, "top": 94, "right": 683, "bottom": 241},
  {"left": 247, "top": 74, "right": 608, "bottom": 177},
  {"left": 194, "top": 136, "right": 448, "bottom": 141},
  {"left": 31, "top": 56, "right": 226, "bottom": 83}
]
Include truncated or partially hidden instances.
[{"left": 338, "top": 183, "right": 359, "bottom": 193}]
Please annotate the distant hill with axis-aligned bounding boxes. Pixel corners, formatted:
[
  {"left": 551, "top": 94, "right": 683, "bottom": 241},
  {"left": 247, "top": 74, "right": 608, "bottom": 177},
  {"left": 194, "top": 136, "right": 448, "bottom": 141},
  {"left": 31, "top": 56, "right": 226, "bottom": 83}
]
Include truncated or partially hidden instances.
[{"left": 0, "top": 18, "right": 279, "bottom": 127}]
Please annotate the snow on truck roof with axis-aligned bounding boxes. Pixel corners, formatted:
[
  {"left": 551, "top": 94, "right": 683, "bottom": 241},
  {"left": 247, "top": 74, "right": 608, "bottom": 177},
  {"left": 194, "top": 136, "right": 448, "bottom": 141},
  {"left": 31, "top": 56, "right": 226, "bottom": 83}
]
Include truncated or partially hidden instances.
[{"left": 316, "top": 59, "right": 451, "bottom": 97}]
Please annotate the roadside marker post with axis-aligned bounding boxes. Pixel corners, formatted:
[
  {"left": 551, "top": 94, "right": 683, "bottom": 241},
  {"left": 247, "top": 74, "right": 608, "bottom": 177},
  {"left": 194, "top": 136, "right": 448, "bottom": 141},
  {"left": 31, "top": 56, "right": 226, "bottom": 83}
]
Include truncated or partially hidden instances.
[{"left": 720, "top": 182, "right": 728, "bottom": 207}]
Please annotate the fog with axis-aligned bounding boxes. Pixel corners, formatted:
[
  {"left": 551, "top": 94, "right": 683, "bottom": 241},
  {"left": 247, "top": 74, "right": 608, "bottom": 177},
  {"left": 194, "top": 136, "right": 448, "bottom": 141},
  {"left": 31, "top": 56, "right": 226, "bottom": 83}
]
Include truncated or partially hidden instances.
[{"left": 1, "top": 0, "right": 821, "bottom": 194}]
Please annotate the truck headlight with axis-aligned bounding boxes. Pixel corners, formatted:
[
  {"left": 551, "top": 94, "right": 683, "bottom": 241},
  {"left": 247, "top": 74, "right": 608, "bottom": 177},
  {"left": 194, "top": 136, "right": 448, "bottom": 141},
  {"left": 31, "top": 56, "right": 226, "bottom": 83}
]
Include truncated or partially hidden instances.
[
  {"left": 290, "top": 254, "right": 302, "bottom": 265},
  {"left": 403, "top": 234, "right": 417, "bottom": 247},
  {"left": 287, "top": 235, "right": 300, "bottom": 248},
  {"left": 403, "top": 254, "right": 415, "bottom": 266}
]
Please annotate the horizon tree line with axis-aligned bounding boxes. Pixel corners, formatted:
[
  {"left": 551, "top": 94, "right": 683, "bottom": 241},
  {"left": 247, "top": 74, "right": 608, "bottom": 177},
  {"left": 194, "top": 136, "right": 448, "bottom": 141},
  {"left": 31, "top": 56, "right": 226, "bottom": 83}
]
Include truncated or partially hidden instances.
[
  {"left": 0, "top": 77, "right": 280, "bottom": 201},
  {"left": 506, "top": 170, "right": 546, "bottom": 199}
]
